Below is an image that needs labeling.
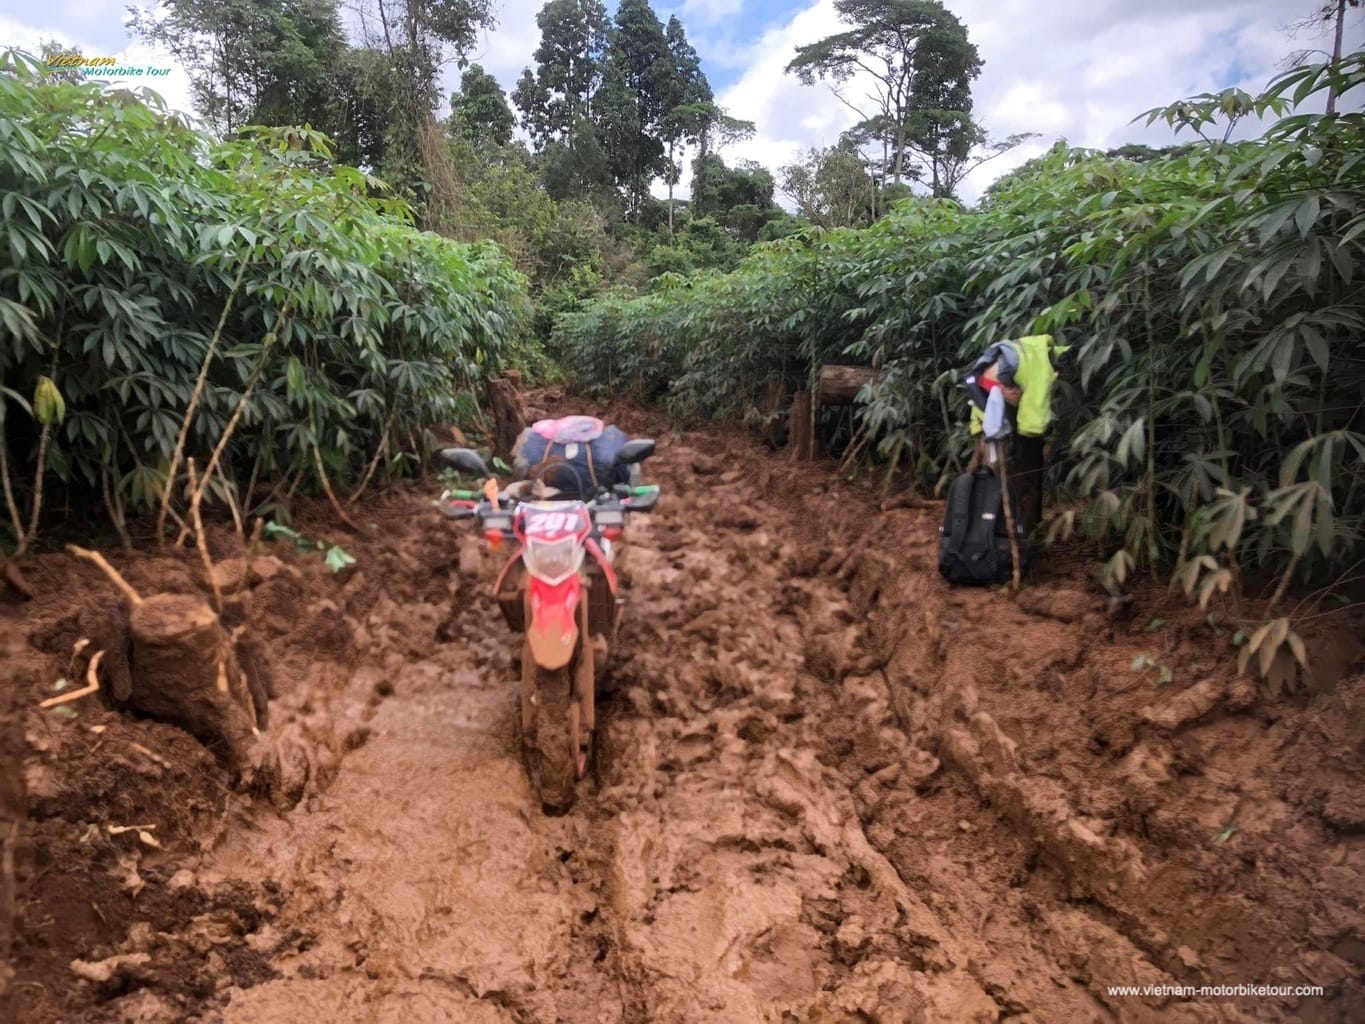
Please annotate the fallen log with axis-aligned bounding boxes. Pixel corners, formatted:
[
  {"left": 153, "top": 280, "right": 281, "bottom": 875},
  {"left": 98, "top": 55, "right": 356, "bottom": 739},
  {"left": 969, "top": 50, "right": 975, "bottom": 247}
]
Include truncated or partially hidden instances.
[{"left": 817, "top": 364, "right": 878, "bottom": 406}]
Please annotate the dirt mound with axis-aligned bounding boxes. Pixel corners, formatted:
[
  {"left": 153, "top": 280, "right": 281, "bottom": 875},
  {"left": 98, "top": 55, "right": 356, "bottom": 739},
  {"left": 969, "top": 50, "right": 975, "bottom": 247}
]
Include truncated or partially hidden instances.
[
  {"left": 835, "top": 498, "right": 1365, "bottom": 1020},
  {"left": 2, "top": 424, "right": 1361, "bottom": 1023}
]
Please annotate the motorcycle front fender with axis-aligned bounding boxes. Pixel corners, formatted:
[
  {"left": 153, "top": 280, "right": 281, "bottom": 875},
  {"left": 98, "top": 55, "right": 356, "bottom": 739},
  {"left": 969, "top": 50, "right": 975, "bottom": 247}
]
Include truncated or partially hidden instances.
[{"left": 526, "top": 575, "right": 581, "bottom": 670}]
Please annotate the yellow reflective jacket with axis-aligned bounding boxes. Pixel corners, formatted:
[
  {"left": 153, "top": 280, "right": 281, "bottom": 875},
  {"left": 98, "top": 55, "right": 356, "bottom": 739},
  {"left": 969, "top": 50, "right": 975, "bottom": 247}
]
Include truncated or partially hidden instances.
[{"left": 969, "top": 334, "right": 1059, "bottom": 438}]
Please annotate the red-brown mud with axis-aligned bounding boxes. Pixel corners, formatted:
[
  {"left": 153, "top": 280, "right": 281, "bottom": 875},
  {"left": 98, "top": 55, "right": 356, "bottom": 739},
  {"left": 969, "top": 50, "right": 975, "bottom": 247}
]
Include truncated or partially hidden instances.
[{"left": 1, "top": 416, "right": 1361, "bottom": 1022}]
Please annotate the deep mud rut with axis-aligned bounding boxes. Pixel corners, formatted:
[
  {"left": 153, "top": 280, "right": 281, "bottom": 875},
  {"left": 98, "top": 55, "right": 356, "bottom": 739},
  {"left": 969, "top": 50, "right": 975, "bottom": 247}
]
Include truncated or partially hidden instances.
[{"left": 3, "top": 416, "right": 1363, "bottom": 1023}]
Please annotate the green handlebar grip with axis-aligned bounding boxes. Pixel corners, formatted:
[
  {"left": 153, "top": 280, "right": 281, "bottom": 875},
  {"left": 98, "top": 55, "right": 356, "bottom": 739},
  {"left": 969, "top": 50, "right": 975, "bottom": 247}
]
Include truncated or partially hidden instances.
[
  {"left": 450, "top": 489, "right": 480, "bottom": 500},
  {"left": 630, "top": 485, "right": 658, "bottom": 496}
]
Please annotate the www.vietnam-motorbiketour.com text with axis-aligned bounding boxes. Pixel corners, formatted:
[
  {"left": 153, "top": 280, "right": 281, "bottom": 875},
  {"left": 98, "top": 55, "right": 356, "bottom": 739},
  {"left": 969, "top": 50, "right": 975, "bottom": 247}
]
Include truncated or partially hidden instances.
[{"left": 1105, "top": 983, "right": 1325, "bottom": 998}]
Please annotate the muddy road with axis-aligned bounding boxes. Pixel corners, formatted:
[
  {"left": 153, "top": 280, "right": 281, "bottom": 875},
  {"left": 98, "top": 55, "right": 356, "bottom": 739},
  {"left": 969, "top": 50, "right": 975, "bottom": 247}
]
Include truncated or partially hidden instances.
[{"left": 3, "top": 417, "right": 1363, "bottom": 1023}]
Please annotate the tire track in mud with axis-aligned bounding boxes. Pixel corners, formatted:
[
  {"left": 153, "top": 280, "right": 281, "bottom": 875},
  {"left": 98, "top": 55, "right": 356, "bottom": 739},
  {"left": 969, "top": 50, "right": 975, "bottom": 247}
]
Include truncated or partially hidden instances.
[
  {"left": 198, "top": 569, "right": 619, "bottom": 1022},
  {"left": 197, "top": 432, "right": 1010, "bottom": 1023},
  {"left": 193, "top": 430, "right": 1325, "bottom": 1023}
]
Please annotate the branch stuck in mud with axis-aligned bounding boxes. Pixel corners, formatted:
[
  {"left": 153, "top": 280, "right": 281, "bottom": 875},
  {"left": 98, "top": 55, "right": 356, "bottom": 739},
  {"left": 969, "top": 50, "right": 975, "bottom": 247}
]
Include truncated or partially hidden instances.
[{"left": 65, "top": 546, "right": 143, "bottom": 607}]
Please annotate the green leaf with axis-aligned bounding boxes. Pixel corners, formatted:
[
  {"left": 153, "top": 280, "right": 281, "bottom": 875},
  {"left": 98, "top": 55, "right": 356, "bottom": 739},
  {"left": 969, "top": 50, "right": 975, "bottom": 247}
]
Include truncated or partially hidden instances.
[
  {"left": 1115, "top": 418, "right": 1145, "bottom": 469},
  {"left": 1294, "top": 194, "right": 1320, "bottom": 237},
  {"left": 262, "top": 521, "right": 303, "bottom": 544},
  {"left": 1209, "top": 824, "right": 1237, "bottom": 846},
  {"left": 325, "top": 545, "right": 356, "bottom": 573}
]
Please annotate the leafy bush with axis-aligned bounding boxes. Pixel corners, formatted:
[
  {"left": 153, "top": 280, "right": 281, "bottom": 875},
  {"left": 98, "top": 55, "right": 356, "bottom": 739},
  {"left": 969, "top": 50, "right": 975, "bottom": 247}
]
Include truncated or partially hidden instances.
[
  {"left": 0, "top": 50, "right": 529, "bottom": 550},
  {"left": 555, "top": 54, "right": 1365, "bottom": 628}
]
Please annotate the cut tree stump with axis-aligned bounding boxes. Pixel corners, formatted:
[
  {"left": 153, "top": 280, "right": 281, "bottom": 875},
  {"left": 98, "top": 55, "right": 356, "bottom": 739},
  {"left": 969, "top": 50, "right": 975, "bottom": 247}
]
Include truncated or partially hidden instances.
[
  {"left": 486, "top": 372, "right": 526, "bottom": 461},
  {"left": 817, "top": 364, "right": 878, "bottom": 406},
  {"left": 126, "top": 594, "right": 265, "bottom": 770}
]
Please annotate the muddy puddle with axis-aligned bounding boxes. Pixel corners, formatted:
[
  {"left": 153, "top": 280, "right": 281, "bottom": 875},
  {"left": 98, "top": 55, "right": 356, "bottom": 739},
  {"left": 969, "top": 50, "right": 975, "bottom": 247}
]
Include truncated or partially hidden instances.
[{"left": 2, "top": 415, "right": 1362, "bottom": 1023}]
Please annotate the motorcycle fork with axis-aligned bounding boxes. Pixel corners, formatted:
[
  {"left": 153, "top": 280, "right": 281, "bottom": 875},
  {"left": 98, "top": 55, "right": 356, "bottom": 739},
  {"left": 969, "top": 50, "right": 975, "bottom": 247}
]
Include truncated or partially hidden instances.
[{"left": 570, "top": 590, "right": 594, "bottom": 775}]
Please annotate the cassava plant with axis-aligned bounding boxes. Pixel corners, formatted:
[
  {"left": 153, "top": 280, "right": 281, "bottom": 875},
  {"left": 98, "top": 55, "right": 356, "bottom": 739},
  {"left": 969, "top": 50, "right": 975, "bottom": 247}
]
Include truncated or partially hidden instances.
[
  {"left": 0, "top": 49, "right": 531, "bottom": 550},
  {"left": 555, "top": 52, "right": 1365, "bottom": 694}
]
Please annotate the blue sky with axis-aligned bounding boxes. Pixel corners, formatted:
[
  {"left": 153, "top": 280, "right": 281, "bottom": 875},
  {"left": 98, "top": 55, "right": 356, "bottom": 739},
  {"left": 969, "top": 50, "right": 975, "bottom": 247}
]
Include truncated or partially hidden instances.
[{"left": 2, "top": 0, "right": 1362, "bottom": 203}]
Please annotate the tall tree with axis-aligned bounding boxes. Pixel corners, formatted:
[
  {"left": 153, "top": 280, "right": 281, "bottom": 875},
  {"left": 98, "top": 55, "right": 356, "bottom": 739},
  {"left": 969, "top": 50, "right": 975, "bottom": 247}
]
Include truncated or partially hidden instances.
[
  {"left": 512, "top": 0, "right": 612, "bottom": 146},
  {"left": 657, "top": 16, "right": 712, "bottom": 232},
  {"left": 329, "top": 46, "right": 401, "bottom": 169},
  {"left": 779, "top": 145, "right": 874, "bottom": 229},
  {"left": 450, "top": 63, "right": 515, "bottom": 146},
  {"left": 1290, "top": 0, "right": 1362, "bottom": 113},
  {"left": 351, "top": 0, "right": 498, "bottom": 227},
  {"left": 601, "top": 0, "right": 673, "bottom": 219},
  {"left": 689, "top": 111, "right": 755, "bottom": 217},
  {"left": 785, "top": 0, "right": 983, "bottom": 196},
  {"left": 130, "top": 0, "right": 348, "bottom": 134},
  {"left": 690, "top": 155, "right": 776, "bottom": 239}
]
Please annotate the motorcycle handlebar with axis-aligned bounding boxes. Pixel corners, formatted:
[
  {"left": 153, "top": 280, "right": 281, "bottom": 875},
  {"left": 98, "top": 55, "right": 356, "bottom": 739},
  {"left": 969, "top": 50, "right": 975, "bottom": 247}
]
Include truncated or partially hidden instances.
[{"left": 436, "top": 484, "right": 660, "bottom": 528}]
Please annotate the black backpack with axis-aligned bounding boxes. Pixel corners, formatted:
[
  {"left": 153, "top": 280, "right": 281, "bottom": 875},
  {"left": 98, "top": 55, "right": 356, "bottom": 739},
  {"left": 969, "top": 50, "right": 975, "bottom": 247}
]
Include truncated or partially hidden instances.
[{"left": 938, "top": 468, "right": 1031, "bottom": 585}]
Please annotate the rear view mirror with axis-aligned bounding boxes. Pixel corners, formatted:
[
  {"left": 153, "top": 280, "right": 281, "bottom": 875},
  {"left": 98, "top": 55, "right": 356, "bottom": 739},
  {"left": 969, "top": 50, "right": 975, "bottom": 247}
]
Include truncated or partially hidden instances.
[
  {"left": 616, "top": 439, "right": 655, "bottom": 465},
  {"left": 436, "top": 447, "right": 490, "bottom": 477}
]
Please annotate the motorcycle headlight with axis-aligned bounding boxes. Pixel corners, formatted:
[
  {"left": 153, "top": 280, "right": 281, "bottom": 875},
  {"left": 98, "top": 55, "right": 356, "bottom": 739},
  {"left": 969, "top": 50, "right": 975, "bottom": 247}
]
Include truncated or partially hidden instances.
[{"left": 523, "top": 536, "right": 584, "bottom": 585}]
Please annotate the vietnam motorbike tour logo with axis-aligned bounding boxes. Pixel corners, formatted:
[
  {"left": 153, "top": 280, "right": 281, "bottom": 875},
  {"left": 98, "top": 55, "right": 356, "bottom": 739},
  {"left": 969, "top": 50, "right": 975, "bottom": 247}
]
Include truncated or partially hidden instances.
[{"left": 46, "top": 52, "right": 173, "bottom": 79}]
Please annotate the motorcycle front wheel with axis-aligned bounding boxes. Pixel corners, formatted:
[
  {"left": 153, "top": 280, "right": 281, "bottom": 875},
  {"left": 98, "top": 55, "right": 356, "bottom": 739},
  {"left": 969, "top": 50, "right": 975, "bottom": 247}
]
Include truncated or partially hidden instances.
[{"left": 521, "top": 653, "right": 578, "bottom": 813}]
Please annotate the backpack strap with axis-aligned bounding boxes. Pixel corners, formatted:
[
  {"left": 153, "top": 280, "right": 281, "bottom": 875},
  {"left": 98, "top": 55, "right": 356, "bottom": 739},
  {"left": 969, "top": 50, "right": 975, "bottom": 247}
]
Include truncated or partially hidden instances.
[{"left": 945, "top": 472, "right": 976, "bottom": 557}]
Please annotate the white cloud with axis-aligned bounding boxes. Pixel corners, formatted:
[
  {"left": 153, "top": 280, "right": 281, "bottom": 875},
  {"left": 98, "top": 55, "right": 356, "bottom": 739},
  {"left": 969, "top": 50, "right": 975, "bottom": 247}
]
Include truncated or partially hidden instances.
[
  {"left": 715, "top": 0, "right": 1365, "bottom": 205},
  {"left": 680, "top": 0, "right": 745, "bottom": 26},
  {"left": 5, "top": 0, "right": 1363, "bottom": 211},
  {"left": 464, "top": 0, "right": 546, "bottom": 88}
]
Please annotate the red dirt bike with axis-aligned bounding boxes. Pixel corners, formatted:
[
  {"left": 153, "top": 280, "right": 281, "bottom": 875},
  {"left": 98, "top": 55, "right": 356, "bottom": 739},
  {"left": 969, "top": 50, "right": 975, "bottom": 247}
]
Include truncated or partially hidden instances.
[{"left": 434, "top": 438, "right": 659, "bottom": 811}]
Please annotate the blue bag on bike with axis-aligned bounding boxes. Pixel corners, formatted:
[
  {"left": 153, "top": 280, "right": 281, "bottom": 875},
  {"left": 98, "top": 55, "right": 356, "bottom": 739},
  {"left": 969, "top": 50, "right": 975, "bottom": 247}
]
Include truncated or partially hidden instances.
[{"left": 513, "top": 416, "right": 630, "bottom": 500}]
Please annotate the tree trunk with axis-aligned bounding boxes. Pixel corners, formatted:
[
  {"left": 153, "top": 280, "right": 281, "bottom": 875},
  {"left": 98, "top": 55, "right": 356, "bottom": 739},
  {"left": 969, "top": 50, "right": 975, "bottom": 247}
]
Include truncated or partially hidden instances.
[
  {"left": 817, "top": 364, "right": 878, "bottom": 406},
  {"left": 1328, "top": 0, "right": 1348, "bottom": 114},
  {"left": 486, "top": 372, "right": 526, "bottom": 461},
  {"left": 694, "top": 134, "right": 710, "bottom": 216},
  {"left": 762, "top": 376, "right": 785, "bottom": 448},
  {"left": 667, "top": 140, "right": 676, "bottom": 235},
  {"left": 892, "top": 120, "right": 906, "bottom": 184},
  {"left": 789, "top": 389, "right": 814, "bottom": 462}
]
